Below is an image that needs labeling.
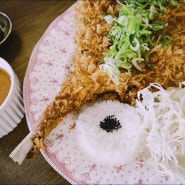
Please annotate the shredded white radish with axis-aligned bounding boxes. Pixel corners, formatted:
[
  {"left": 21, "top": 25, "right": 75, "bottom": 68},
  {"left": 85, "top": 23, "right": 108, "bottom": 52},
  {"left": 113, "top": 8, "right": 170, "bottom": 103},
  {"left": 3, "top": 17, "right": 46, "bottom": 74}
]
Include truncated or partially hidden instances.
[{"left": 136, "top": 82, "right": 185, "bottom": 183}]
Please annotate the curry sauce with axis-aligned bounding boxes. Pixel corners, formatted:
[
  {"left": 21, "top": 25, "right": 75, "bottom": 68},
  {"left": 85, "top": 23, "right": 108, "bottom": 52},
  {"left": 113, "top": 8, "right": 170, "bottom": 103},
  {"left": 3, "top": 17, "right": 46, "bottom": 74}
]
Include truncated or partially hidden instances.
[{"left": 0, "top": 67, "right": 11, "bottom": 105}]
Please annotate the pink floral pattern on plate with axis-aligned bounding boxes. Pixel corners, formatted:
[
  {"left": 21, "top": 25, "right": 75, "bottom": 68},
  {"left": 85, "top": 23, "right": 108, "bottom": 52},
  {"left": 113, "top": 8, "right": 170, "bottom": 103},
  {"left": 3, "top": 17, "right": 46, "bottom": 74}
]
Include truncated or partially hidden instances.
[{"left": 23, "top": 3, "right": 174, "bottom": 185}]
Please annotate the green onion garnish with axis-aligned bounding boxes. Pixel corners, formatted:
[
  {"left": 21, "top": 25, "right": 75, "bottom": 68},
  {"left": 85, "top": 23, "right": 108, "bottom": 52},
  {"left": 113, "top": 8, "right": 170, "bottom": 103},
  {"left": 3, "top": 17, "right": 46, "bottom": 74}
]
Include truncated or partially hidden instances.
[{"left": 100, "top": 0, "right": 178, "bottom": 84}]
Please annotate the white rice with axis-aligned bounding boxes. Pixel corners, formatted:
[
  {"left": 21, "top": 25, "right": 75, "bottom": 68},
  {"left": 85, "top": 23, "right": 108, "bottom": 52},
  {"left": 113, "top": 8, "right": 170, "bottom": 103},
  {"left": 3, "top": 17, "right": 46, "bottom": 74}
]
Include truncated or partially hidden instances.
[{"left": 75, "top": 100, "right": 146, "bottom": 165}]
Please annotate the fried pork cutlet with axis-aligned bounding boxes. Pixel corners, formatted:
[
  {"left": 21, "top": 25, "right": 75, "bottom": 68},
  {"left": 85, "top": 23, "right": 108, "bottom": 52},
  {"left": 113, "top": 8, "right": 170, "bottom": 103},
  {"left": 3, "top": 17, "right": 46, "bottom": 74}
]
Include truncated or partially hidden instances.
[{"left": 10, "top": 1, "right": 185, "bottom": 163}]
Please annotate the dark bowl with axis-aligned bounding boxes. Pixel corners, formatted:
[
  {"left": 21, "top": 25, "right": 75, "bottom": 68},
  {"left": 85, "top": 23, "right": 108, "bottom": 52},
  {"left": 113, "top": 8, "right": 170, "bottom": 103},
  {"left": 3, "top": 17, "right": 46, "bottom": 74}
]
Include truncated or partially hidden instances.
[{"left": 0, "top": 12, "right": 12, "bottom": 45}]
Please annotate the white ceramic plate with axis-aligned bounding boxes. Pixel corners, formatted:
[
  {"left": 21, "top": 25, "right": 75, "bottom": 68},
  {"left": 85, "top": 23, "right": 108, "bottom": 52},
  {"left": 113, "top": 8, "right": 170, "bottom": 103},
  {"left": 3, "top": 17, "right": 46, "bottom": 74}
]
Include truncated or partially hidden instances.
[{"left": 23, "top": 3, "right": 174, "bottom": 184}]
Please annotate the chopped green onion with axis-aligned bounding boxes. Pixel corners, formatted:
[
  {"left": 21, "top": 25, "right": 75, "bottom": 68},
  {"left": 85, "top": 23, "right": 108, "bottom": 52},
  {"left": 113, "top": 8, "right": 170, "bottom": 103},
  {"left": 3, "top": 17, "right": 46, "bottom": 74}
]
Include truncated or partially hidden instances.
[{"left": 100, "top": 0, "right": 179, "bottom": 84}]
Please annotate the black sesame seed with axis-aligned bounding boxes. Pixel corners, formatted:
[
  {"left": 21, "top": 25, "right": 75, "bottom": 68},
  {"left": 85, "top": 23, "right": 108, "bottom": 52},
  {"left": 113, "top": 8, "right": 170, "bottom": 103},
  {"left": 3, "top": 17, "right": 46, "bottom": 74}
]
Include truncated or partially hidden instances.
[{"left": 99, "top": 115, "right": 122, "bottom": 133}]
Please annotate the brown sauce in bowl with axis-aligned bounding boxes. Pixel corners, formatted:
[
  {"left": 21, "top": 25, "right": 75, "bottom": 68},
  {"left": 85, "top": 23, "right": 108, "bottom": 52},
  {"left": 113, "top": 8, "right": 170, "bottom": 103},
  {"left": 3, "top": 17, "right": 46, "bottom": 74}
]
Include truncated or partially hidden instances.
[{"left": 0, "top": 68, "right": 11, "bottom": 105}]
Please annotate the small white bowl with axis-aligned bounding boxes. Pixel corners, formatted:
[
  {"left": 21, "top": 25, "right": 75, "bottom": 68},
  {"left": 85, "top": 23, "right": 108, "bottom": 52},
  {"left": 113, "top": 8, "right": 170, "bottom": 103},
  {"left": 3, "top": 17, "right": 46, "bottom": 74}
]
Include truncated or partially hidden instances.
[{"left": 0, "top": 57, "right": 24, "bottom": 138}]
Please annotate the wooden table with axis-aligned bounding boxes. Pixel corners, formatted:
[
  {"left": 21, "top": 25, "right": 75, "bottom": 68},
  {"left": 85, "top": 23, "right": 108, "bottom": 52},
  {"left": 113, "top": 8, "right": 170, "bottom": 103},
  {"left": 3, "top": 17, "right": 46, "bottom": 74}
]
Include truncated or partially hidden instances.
[{"left": 0, "top": 1, "right": 76, "bottom": 184}]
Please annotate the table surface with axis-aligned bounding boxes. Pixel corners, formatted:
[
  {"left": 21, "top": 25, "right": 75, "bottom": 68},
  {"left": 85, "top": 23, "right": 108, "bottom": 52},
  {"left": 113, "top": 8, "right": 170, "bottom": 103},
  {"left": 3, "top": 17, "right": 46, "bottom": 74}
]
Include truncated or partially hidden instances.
[{"left": 0, "top": 1, "right": 76, "bottom": 184}]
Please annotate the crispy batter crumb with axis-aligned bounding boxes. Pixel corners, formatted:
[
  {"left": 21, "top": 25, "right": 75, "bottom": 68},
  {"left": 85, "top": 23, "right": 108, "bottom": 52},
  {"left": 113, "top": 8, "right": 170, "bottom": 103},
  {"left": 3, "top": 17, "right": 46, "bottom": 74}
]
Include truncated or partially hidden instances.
[{"left": 30, "top": 1, "right": 185, "bottom": 154}]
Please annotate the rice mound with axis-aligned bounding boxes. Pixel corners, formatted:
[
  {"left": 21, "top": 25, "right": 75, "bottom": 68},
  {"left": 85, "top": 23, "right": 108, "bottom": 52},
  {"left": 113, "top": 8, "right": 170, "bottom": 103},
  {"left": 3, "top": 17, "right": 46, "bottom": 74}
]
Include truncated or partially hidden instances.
[{"left": 75, "top": 100, "right": 146, "bottom": 165}]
